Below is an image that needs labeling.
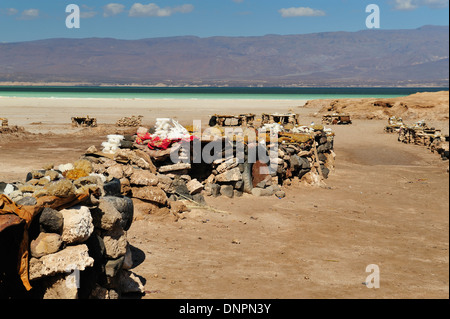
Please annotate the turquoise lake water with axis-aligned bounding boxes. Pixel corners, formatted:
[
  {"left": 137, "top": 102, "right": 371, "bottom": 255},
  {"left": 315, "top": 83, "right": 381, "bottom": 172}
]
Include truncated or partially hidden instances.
[{"left": 0, "top": 86, "right": 447, "bottom": 100}]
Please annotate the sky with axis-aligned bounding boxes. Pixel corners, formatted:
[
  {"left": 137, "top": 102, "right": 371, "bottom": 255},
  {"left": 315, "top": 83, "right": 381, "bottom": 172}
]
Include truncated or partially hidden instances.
[{"left": 0, "top": 0, "right": 448, "bottom": 42}]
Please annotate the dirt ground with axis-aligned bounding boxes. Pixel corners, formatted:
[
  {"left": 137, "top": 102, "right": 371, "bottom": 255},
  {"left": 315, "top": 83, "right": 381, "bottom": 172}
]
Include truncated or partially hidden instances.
[
  {"left": 0, "top": 105, "right": 448, "bottom": 299},
  {"left": 129, "top": 120, "right": 449, "bottom": 299}
]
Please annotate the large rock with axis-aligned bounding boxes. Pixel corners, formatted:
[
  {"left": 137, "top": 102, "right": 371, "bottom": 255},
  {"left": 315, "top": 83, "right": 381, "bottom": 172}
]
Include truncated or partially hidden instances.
[
  {"left": 47, "top": 180, "right": 76, "bottom": 197},
  {"left": 102, "top": 226, "right": 128, "bottom": 259},
  {"left": 60, "top": 206, "right": 94, "bottom": 244},
  {"left": 105, "top": 256, "right": 125, "bottom": 278},
  {"left": 301, "top": 171, "right": 323, "bottom": 186},
  {"left": 210, "top": 184, "right": 221, "bottom": 197},
  {"left": 39, "top": 207, "right": 63, "bottom": 234},
  {"left": 26, "top": 170, "right": 46, "bottom": 181},
  {"left": 299, "top": 157, "right": 311, "bottom": 169},
  {"left": 171, "top": 178, "right": 190, "bottom": 198},
  {"left": 73, "top": 175, "right": 102, "bottom": 188},
  {"left": 158, "top": 162, "right": 191, "bottom": 173},
  {"left": 42, "top": 274, "right": 79, "bottom": 299},
  {"left": 251, "top": 187, "right": 274, "bottom": 197},
  {"left": 114, "top": 149, "right": 156, "bottom": 172},
  {"left": 192, "top": 193, "right": 206, "bottom": 206},
  {"left": 129, "top": 170, "right": 158, "bottom": 186},
  {"left": 132, "top": 186, "right": 168, "bottom": 206},
  {"left": 106, "top": 164, "right": 124, "bottom": 180},
  {"left": 0, "top": 182, "right": 8, "bottom": 194},
  {"left": 321, "top": 166, "right": 330, "bottom": 179},
  {"left": 103, "top": 178, "right": 121, "bottom": 196},
  {"left": 29, "top": 244, "right": 94, "bottom": 280},
  {"left": 117, "top": 270, "right": 145, "bottom": 294},
  {"left": 317, "top": 142, "right": 332, "bottom": 153},
  {"left": 216, "top": 158, "right": 239, "bottom": 174},
  {"left": 122, "top": 165, "right": 134, "bottom": 178},
  {"left": 233, "top": 189, "right": 242, "bottom": 197},
  {"left": 30, "top": 233, "right": 63, "bottom": 258},
  {"left": 119, "top": 177, "right": 131, "bottom": 195},
  {"left": 102, "top": 196, "right": 134, "bottom": 231},
  {"left": 15, "top": 196, "right": 37, "bottom": 206},
  {"left": 234, "top": 180, "right": 244, "bottom": 191},
  {"left": 156, "top": 174, "right": 173, "bottom": 192},
  {"left": 186, "top": 179, "right": 203, "bottom": 195},
  {"left": 290, "top": 155, "right": 301, "bottom": 170},
  {"left": 215, "top": 167, "right": 242, "bottom": 182},
  {"left": 91, "top": 199, "right": 122, "bottom": 231},
  {"left": 220, "top": 185, "right": 234, "bottom": 198},
  {"left": 204, "top": 183, "right": 221, "bottom": 197},
  {"left": 203, "top": 183, "right": 213, "bottom": 196},
  {"left": 133, "top": 149, "right": 157, "bottom": 173}
]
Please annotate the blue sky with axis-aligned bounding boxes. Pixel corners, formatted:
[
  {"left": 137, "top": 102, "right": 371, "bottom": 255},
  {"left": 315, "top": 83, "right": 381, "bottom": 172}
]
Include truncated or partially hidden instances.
[{"left": 0, "top": 0, "right": 448, "bottom": 42}]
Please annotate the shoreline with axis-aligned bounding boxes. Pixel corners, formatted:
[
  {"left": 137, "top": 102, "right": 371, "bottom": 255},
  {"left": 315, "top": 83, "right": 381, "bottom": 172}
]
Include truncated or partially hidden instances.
[
  {"left": 0, "top": 96, "right": 310, "bottom": 101},
  {"left": 0, "top": 96, "right": 308, "bottom": 106},
  {"left": 0, "top": 81, "right": 448, "bottom": 88}
]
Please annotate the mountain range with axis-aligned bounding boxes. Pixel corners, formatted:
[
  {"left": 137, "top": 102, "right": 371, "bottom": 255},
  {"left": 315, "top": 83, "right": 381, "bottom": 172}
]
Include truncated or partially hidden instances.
[{"left": 0, "top": 25, "right": 448, "bottom": 87}]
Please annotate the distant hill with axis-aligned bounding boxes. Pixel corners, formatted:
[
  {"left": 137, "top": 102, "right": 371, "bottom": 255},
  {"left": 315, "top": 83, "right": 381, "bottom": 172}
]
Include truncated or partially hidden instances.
[{"left": 0, "top": 25, "right": 448, "bottom": 87}]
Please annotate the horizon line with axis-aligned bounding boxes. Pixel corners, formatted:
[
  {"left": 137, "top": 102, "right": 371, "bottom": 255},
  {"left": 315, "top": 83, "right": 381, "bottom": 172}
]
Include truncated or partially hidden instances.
[{"left": 1, "top": 24, "right": 448, "bottom": 44}]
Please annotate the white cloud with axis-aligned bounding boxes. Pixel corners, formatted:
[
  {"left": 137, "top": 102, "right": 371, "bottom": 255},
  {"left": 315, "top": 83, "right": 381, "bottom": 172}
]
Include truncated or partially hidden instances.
[
  {"left": 81, "top": 11, "right": 98, "bottom": 19},
  {"left": 6, "top": 8, "right": 19, "bottom": 16},
  {"left": 103, "top": 3, "right": 125, "bottom": 17},
  {"left": 392, "top": 0, "right": 449, "bottom": 10},
  {"left": 129, "top": 3, "right": 194, "bottom": 17},
  {"left": 20, "top": 9, "right": 39, "bottom": 20},
  {"left": 422, "top": 0, "right": 449, "bottom": 8},
  {"left": 81, "top": 5, "right": 95, "bottom": 11},
  {"left": 392, "top": 0, "right": 420, "bottom": 10},
  {"left": 279, "top": 7, "right": 326, "bottom": 18}
]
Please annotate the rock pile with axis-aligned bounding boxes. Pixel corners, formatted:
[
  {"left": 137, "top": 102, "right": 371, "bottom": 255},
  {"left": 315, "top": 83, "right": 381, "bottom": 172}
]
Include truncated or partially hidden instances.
[
  {"left": 384, "top": 116, "right": 405, "bottom": 133},
  {"left": 71, "top": 116, "right": 97, "bottom": 128},
  {"left": 397, "top": 121, "right": 449, "bottom": 160},
  {"left": 176, "top": 124, "right": 335, "bottom": 199},
  {"left": 80, "top": 148, "right": 193, "bottom": 220},
  {"left": 1, "top": 159, "right": 144, "bottom": 299},
  {"left": 322, "top": 114, "right": 352, "bottom": 125},
  {"left": 0, "top": 124, "right": 25, "bottom": 136},
  {"left": 0, "top": 117, "right": 8, "bottom": 127},
  {"left": 116, "top": 115, "right": 143, "bottom": 127},
  {"left": 276, "top": 127, "right": 335, "bottom": 183}
]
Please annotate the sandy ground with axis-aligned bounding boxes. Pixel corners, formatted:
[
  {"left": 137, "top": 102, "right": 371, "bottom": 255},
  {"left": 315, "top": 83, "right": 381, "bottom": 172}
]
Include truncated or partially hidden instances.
[
  {"left": 0, "top": 97, "right": 304, "bottom": 133},
  {"left": 0, "top": 97, "right": 448, "bottom": 299}
]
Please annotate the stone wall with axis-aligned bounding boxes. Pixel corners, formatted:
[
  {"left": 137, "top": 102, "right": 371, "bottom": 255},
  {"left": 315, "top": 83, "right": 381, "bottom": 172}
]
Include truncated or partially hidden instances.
[
  {"left": 397, "top": 124, "right": 449, "bottom": 161},
  {"left": 1, "top": 161, "right": 143, "bottom": 299}
]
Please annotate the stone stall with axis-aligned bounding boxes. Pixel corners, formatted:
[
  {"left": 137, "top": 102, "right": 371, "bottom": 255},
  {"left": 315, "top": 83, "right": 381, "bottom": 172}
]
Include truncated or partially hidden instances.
[
  {"left": 397, "top": 120, "right": 449, "bottom": 161},
  {"left": 0, "top": 159, "right": 143, "bottom": 299}
]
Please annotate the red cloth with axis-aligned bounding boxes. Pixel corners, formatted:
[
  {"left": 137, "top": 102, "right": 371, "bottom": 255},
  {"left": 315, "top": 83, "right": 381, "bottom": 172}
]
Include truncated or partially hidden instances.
[
  {"left": 136, "top": 132, "right": 198, "bottom": 150},
  {"left": 136, "top": 132, "right": 152, "bottom": 145},
  {"left": 147, "top": 136, "right": 173, "bottom": 150}
]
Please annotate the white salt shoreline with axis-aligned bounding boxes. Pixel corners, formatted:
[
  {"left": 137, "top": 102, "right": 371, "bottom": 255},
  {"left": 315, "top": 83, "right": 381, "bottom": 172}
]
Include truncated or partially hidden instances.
[{"left": 0, "top": 96, "right": 310, "bottom": 128}]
